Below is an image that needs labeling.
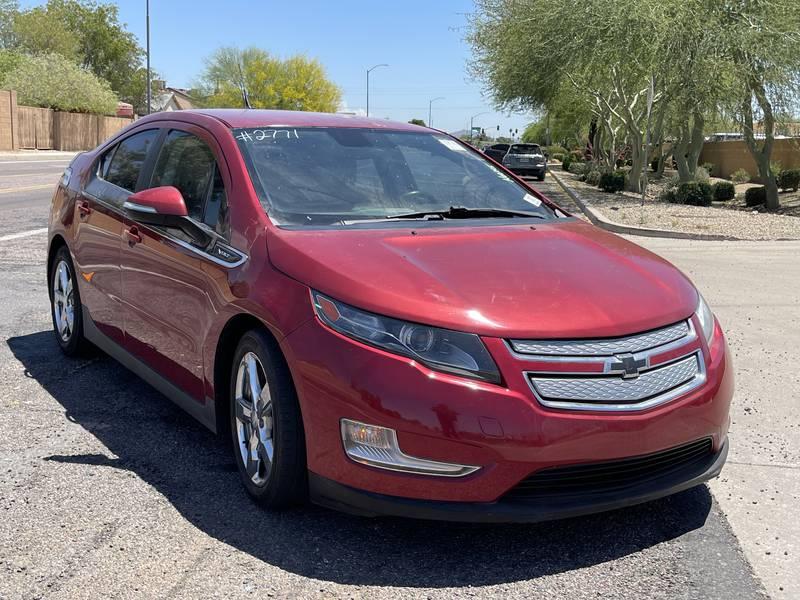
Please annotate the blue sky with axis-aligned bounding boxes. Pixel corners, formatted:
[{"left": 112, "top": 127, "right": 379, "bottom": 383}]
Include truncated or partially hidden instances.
[{"left": 23, "top": 0, "right": 536, "bottom": 135}]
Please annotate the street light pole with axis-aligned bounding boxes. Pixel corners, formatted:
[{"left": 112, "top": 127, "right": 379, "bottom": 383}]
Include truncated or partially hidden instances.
[
  {"left": 366, "top": 63, "right": 388, "bottom": 118},
  {"left": 146, "top": 0, "right": 151, "bottom": 115},
  {"left": 469, "top": 111, "right": 489, "bottom": 141},
  {"left": 428, "top": 97, "right": 444, "bottom": 128}
]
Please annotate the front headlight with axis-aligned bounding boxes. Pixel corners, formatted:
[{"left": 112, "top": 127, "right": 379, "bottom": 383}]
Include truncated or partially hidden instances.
[
  {"left": 695, "top": 293, "right": 715, "bottom": 345},
  {"left": 311, "top": 291, "right": 501, "bottom": 384}
]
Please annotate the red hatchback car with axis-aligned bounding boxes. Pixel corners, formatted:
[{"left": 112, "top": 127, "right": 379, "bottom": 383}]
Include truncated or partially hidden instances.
[{"left": 47, "top": 109, "right": 732, "bottom": 521}]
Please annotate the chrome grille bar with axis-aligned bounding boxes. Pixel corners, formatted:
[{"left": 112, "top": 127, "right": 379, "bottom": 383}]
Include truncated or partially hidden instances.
[{"left": 510, "top": 321, "right": 690, "bottom": 357}]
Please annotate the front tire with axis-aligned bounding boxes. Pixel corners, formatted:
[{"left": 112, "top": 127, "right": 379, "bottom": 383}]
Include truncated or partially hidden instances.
[
  {"left": 229, "top": 329, "right": 307, "bottom": 508},
  {"left": 49, "top": 245, "right": 88, "bottom": 355}
]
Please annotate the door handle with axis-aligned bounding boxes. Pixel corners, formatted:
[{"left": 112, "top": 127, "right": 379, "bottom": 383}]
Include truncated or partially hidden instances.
[
  {"left": 125, "top": 226, "right": 143, "bottom": 246},
  {"left": 77, "top": 200, "right": 91, "bottom": 217}
]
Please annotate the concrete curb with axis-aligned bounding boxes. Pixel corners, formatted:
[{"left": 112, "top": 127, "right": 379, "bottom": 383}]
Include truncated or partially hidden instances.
[{"left": 548, "top": 168, "right": 742, "bottom": 241}]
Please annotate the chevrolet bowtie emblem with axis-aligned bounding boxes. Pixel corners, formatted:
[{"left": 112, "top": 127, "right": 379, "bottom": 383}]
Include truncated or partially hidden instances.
[{"left": 607, "top": 353, "right": 648, "bottom": 379}]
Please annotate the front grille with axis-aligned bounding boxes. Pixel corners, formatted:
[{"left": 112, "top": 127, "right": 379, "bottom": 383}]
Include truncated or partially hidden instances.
[
  {"left": 530, "top": 354, "right": 700, "bottom": 404},
  {"left": 504, "top": 438, "right": 713, "bottom": 500},
  {"left": 512, "top": 320, "right": 705, "bottom": 411}
]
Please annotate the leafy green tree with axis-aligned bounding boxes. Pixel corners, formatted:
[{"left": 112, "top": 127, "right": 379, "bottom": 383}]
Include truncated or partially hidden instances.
[
  {"left": 12, "top": 6, "right": 79, "bottom": 59},
  {"left": 44, "top": 0, "right": 145, "bottom": 111},
  {"left": 4, "top": 1, "right": 147, "bottom": 112},
  {"left": 468, "top": 0, "right": 674, "bottom": 192},
  {"left": 408, "top": 118, "right": 426, "bottom": 126},
  {"left": 0, "top": 48, "right": 21, "bottom": 81},
  {"left": 714, "top": 1, "right": 800, "bottom": 210},
  {"left": 0, "top": 0, "right": 18, "bottom": 49},
  {"left": 197, "top": 47, "right": 341, "bottom": 112},
  {"left": 4, "top": 53, "right": 117, "bottom": 114}
]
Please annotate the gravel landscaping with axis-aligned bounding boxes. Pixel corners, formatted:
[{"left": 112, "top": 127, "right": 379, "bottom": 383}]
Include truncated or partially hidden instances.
[{"left": 556, "top": 170, "right": 800, "bottom": 240}]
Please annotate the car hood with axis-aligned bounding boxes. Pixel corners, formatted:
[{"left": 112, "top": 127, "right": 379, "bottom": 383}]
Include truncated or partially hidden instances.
[{"left": 267, "top": 219, "right": 698, "bottom": 339}]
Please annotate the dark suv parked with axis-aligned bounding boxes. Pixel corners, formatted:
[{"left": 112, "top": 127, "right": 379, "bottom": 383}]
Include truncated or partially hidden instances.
[{"left": 483, "top": 143, "right": 510, "bottom": 162}]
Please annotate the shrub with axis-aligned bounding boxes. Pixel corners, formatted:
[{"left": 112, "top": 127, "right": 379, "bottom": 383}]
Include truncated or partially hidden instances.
[
  {"left": 694, "top": 166, "right": 710, "bottom": 183},
  {"left": 552, "top": 153, "right": 564, "bottom": 162},
  {"left": 776, "top": 168, "right": 800, "bottom": 192},
  {"left": 701, "top": 162, "right": 714, "bottom": 176},
  {"left": 544, "top": 145, "right": 568, "bottom": 157},
  {"left": 745, "top": 186, "right": 766, "bottom": 207},
  {"left": 598, "top": 170, "right": 626, "bottom": 193},
  {"left": 730, "top": 168, "right": 751, "bottom": 184},
  {"left": 585, "top": 170, "right": 602, "bottom": 186},
  {"left": 674, "top": 181, "right": 712, "bottom": 206},
  {"left": 562, "top": 154, "right": 572, "bottom": 171},
  {"left": 711, "top": 181, "right": 736, "bottom": 201},
  {"left": 3, "top": 53, "right": 117, "bottom": 114},
  {"left": 661, "top": 187, "right": 677, "bottom": 203},
  {"left": 568, "top": 161, "right": 588, "bottom": 175}
]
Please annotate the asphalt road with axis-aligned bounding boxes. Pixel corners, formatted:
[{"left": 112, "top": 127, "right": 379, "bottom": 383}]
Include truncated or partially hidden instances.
[
  {"left": 0, "top": 154, "right": 72, "bottom": 237},
  {"left": 0, "top": 162, "right": 770, "bottom": 599}
]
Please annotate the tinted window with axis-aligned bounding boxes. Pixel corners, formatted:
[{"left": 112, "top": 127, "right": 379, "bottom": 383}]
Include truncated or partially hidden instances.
[
  {"left": 151, "top": 131, "right": 216, "bottom": 221},
  {"left": 235, "top": 127, "right": 556, "bottom": 226},
  {"left": 104, "top": 129, "right": 158, "bottom": 191},
  {"left": 509, "top": 144, "right": 541, "bottom": 155}
]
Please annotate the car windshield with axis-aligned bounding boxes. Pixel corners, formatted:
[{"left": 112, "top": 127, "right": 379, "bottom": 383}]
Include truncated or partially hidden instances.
[
  {"left": 234, "top": 127, "right": 556, "bottom": 226},
  {"left": 508, "top": 144, "right": 541, "bottom": 155}
]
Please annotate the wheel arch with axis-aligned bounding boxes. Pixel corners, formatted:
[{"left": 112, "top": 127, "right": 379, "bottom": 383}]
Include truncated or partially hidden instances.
[
  {"left": 46, "top": 234, "right": 68, "bottom": 293},
  {"left": 212, "top": 313, "right": 294, "bottom": 436}
]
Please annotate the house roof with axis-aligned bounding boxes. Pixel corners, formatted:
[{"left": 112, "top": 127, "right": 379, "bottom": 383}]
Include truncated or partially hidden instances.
[{"left": 151, "top": 87, "right": 196, "bottom": 112}]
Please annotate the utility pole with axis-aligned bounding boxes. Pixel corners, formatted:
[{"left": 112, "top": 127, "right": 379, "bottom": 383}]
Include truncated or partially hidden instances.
[
  {"left": 146, "top": 0, "right": 151, "bottom": 115},
  {"left": 428, "top": 97, "right": 444, "bottom": 128},
  {"left": 366, "top": 64, "right": 388, "bottom": 118}
]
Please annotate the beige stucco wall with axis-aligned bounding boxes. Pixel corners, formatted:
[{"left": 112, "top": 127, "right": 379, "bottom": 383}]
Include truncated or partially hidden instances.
[{"left": 700, "top": 138, "right": 800, "bottom": 181}]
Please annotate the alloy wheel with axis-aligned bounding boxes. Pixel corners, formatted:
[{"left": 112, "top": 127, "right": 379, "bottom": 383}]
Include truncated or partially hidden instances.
[
  {"left": 52, "top": 260, "right": 75, "bottom": 342},
  {"left": 234, "top": 352, "right": 275, "bottom": 486}
]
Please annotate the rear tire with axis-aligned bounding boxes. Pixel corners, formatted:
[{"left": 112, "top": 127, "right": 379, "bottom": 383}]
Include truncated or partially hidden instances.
[
  {"left": 538, "top": 172, "right": 546, "bottom": 181},
  {"left": 229, "top": 329, "right": 307, "bottom": 508},
  {"left": 49, "top": 245, "right": 89, "bottom": 356}
]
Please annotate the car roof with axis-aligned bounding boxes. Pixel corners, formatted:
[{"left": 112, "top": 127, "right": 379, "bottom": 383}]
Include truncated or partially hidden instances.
[{"left": 137, "top": 108, "right": 430, "bottom": 132}]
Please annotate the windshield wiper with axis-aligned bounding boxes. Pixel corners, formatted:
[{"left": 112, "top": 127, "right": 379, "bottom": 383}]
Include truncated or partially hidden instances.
[{"left": 386, "top": 206, "right": 546, "bottom": 220}]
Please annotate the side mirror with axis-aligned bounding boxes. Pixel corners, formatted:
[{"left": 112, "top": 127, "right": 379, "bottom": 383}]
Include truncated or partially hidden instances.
[
  {"left": 124, "top": 186, "right": 188, "bottom": 220},
  {"left": 124, "top": 186, "right": 211, "bottom": 248}
]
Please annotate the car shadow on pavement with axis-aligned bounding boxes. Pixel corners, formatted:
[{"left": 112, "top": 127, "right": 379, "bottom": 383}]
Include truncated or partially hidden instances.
[{"left": 8, "top": 331, "right": 714, "bottom": 588}]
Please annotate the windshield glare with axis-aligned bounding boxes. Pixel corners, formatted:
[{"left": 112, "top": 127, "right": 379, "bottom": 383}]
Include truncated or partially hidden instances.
[
  {"left": 234, "top": 127, "right": 556, "bottom": 226},
  {"left": 508, "top": 144, "right": 542, "bottom": 155}
]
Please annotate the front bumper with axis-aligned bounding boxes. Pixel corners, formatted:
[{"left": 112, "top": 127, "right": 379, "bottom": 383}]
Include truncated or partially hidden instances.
[
  {"left": 280, "top": 314, "right": 733, "bottom": 511},
  {"left": 309, "top": 438, "right": 728, "bottom": 522}
]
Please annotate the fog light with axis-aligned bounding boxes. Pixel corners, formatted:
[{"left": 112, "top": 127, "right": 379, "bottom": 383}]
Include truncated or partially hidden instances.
[{"left": 340, "top": 419, "right": 480, "bottom": 477}]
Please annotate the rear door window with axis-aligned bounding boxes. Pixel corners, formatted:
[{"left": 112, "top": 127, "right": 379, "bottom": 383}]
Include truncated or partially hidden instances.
[{"left": 104, "top": 129, "right": 159, "bottom": 191}]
